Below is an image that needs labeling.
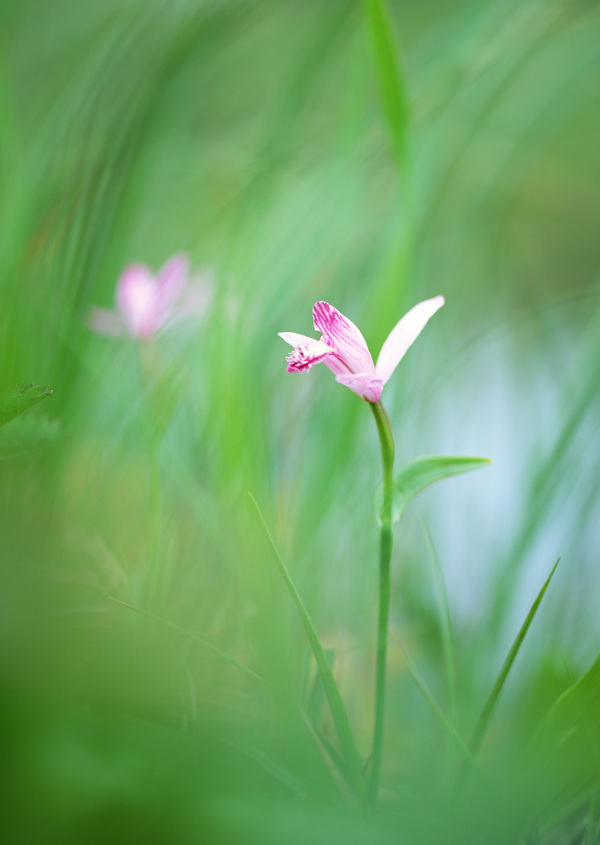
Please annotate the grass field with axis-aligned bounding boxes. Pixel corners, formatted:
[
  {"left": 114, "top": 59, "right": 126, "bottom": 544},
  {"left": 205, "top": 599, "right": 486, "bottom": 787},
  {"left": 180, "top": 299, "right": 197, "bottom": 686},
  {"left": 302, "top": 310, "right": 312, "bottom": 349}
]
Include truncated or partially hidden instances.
[{"left": 1, "top": 1, "right": 600, "bottom": 842}]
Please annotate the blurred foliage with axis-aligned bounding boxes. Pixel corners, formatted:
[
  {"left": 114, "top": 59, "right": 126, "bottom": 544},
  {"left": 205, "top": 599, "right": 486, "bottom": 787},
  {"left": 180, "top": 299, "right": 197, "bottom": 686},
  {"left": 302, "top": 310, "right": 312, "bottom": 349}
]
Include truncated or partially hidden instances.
[{"left": 1, "top": 0, "right": 600, "bottom": 841}]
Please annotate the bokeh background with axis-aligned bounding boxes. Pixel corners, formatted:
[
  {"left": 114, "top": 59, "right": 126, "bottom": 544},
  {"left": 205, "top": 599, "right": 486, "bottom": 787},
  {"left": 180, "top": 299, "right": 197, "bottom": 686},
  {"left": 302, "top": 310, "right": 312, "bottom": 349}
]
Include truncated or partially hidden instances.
[{"left": 1, "top": 0, "right": 599, "bottom": 841}]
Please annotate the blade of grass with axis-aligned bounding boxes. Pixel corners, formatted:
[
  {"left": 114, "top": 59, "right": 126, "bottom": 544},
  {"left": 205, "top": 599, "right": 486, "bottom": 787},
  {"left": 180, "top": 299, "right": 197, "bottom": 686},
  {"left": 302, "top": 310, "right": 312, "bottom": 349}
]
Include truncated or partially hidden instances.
[
  {"left": 248, "top": 493, "right": 367, "bottom": 804},
  {"left": 108, "top": 596, "right": 262, "bottom": 681},
  {"left": 363, "top": 0, "right": 410, "bottom": 176},
  {"left": 298, "top": 709, "right": 355, "bottom": 799},
  {"left": 395, "top": 637, "right": 481, "bottom": 777},
  {"left": 469, "top": 559, "right": 560, "bottom": 756},
  {"left": 419, "top": 515, "right": 457, "bottom": 720},
  {"left": 306, "top": 647, "right": 336, "bottom": 729}
]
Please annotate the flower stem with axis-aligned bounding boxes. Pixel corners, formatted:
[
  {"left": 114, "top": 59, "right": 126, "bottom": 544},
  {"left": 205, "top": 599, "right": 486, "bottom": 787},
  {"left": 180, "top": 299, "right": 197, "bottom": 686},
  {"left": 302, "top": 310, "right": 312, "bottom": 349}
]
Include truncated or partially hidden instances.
[{"left": 369, "top": 400, "right": 395, "bottom": 806}]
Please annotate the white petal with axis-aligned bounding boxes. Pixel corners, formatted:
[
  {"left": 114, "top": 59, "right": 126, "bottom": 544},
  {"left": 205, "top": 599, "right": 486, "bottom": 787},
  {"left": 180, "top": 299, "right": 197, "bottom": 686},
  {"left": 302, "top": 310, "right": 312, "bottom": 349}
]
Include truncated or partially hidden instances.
[
  {"left": 278, "top": 331, "right": 321, "bottom": 348},
  {"left": 375, "top": 296, "right": 445, "bottom": 385}
]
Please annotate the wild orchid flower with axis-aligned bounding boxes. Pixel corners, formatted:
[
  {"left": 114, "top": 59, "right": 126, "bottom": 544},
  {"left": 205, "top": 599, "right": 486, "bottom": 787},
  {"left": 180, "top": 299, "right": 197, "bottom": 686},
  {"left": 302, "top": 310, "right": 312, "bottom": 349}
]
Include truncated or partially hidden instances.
[
  {"left": 279, "top": 293, "right": 445, "bottom": 805},
  {"left": 89, "top": 254, "right": 212, "bottom": 339},
  {"left": 279, "top": 296, "right": 445, "bottom": 402}
]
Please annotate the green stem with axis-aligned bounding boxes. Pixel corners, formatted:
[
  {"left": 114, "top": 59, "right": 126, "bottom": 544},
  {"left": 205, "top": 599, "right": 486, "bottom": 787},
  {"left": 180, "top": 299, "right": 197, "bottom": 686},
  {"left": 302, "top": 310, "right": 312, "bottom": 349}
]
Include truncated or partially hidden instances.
[{"left": 369, "top": 400, "right": 395, "bottom": 805}]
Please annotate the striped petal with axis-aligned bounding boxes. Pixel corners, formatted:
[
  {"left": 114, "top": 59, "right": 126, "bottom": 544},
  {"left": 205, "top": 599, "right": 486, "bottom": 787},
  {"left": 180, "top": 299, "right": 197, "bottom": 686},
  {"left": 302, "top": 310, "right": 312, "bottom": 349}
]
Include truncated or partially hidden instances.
[{"left": 313, "top": 301, "right": 375, "bottom": 376}]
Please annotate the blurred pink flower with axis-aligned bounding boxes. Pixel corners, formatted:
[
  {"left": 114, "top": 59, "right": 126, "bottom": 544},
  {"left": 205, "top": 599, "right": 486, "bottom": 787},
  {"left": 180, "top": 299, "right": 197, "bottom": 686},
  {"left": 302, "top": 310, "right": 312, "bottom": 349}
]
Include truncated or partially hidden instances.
[
  {"left": 279, "top": 296, "right": 445, "bottom": 403},
  {"left": 89, "top": 254, "right": 212, "bottom": 339}
]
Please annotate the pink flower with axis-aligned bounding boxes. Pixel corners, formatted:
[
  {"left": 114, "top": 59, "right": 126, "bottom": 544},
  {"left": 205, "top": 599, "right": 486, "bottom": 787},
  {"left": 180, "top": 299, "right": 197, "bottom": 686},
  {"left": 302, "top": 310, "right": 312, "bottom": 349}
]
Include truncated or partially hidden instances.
[
  {"left": 279, "top": 296, "right": 445, "bottom": 403},
  {"left": 89, "top": 254, "right": 212, "bottom": 339}
]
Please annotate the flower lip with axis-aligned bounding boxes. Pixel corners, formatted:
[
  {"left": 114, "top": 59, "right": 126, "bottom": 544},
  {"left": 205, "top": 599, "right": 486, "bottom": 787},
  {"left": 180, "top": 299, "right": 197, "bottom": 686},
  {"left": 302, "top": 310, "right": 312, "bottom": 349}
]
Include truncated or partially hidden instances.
[{"left": 284, "top": 340, "right": 335, "bottom": 373}]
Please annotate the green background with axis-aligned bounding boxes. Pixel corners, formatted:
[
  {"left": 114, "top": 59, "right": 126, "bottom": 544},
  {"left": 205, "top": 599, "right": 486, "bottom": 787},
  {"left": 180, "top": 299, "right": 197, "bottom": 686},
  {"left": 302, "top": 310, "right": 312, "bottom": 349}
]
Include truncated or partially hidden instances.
[{"left": 1, "top": 0, "right": 599, "bottom": 841}]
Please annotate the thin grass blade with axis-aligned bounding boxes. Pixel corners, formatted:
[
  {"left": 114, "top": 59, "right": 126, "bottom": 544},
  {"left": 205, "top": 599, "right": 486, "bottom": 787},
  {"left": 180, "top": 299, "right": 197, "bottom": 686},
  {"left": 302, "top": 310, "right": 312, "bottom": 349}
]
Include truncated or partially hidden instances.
[
  {"left": 420, "top": 516, "right": 457, "bottom": 720},
  {"left": 397, "top": 638, "right": 481, "bottom": 776},
  {"left": 109, "top": 596, "right": 261, "bottom": 681},
  {"left": 469, "top": 559, "right": 560, "bottom": 756},
  {"left": 248, "top": 493, "right": 366, "bottom": 803}
]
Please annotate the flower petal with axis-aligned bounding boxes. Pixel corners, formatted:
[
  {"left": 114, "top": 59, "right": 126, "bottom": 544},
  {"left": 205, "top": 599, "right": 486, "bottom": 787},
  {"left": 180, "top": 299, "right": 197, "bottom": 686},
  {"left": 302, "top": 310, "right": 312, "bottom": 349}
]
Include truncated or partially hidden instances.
[
  {"left": 335, "top": 373, "right": 384, "bottom": 403},
  {"left": 313, "top": 301, "right": 375, "bottom": 375},
  {"left": 164, "top": 272, "right": 213, "bottom": 330},
  {"left": 321, "top": 354, "right": 352, "bottom": 377},
  {"left": 156, "top": 253, "right": 188, "bottom": 310},
  {"left": 375, "top": 295, "right": 445, "bottom": 385},
  {"left": 278, "top": 331, "right": 321, "bottom": 348},
  {"left": 87, "top": 307, "right": 126, "bottom": 337},
  {"left": 284, "top": 340, "right": 335, "bottom": 373},
  {"left": 117, "top": 264, "right": 161, "bottom": 338}
]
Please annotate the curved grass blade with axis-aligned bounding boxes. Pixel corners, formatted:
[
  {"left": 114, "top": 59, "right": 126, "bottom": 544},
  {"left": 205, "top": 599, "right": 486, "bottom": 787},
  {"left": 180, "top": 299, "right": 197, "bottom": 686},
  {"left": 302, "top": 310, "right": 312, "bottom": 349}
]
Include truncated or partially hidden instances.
[
  {"left": 248, "top": 493, "right": 366, "bottom": 803},
  {"left": 364, "top": 0, "right": 410, "bottom": 175},
  {"left": 379, "top": 455, "right": 490, "bottom": 526},
  {"left": 469, "top": 559, "right": 560, "bottom": 756},
  {"left": 108, "top": 596, "right": 261, "bottom": 681}
]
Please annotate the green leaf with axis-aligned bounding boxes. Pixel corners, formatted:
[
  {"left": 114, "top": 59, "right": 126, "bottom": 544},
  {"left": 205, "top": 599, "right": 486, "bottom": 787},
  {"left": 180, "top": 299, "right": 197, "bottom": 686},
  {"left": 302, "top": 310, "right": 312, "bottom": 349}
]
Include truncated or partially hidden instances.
[
  {"left": 383, "top": 455, "right": 491, "bottom": 525},
  {"left": 0, "top": 413, "right": 61, "bottom": 457},
  {"left": 542, "top": 649, "right": 600, "bottom": 761},
  {"left": 534, "top": 649, "right": 600, "bottom": 809},
  {"left": 0, "top": 383, "right": 53, "bottom": 429}
]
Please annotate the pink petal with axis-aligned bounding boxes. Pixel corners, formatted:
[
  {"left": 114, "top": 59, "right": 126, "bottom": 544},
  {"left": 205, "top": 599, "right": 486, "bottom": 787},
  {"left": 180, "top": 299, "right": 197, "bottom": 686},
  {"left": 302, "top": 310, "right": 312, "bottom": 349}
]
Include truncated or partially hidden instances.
[
  {"left": 375, "top": 295, "right": 445, "bottom": 385},
  {"left": 182, "top": 271, "right": 213, "bottom": 317},
  {"left": 335, "top": 373, "right": 384, "bottom": 403},
  {"left": 117, "top": 265, "right": 162, "bottom": 338},
  {"left": 313, "top": 301, "right": 375, "bottom": 375},
  {"left": 156, "top": 253, "right": 188, "bottom": 310},
  {"left": 164, "top": 273, "right": 213, "bottom": 329},
  {"left": 321, "top": 354, "right": 353, "bottom": 378},
  {"left": 87, "top": 307, "right": 126, "bottom": 337},
  {"left": 284, "top": 340, "right": 335, "bottom": 373}
]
